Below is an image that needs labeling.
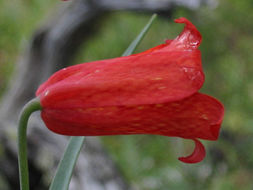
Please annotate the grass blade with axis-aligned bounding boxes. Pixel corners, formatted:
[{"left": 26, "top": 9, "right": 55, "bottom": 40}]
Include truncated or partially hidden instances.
[
  {"left": 122, "top": 13, "right": 157, "bottom": 56},
  {"left": 49, "top": 137, "right": 85, "bottom": 190}
]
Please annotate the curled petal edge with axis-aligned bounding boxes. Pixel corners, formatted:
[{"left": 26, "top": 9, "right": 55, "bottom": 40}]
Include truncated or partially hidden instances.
[
  {"left": 178, "top": 139, "right": 206, "bottom": 164},
  {"left": 171, "top": 17, "right": 202, "bottom": 50}
]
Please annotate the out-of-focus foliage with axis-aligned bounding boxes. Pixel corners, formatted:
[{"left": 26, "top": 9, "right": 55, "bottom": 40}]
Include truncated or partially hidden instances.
[
  {"left": 1, "top": 0, "right": 253, "bottom": 189},
  {"left": 0, "top": 0, "right": 56, "bottom": 97}
]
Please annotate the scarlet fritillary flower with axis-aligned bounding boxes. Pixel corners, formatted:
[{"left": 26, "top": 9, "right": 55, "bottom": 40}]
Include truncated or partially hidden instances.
[{"left": 36, "top": 18, "right": 224, "bottom": 164}]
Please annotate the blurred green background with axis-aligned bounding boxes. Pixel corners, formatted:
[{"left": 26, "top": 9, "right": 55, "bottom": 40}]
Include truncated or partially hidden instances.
[{"left": 1, "top": 0, "right": 253, "bottom": 189}]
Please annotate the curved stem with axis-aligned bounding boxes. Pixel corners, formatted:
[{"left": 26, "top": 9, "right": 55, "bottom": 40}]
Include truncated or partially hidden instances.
[{"left": 18, "top": 98, "right": 42, "bottom": 190}]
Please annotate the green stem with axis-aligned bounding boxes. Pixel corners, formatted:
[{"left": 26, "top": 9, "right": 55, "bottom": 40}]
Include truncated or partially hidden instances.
[{"left": 18, "top": 98, "right": 42, "bottom": 190}]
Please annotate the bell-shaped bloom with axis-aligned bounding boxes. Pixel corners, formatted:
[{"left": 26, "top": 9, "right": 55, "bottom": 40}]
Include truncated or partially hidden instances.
[{"left": 36, "top": 18, "right": 224, "bottom": 164}]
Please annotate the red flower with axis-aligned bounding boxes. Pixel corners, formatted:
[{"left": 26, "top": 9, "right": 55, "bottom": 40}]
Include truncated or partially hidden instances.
[{"left": 36, "top": 18, "right": 224, "bottom": 164}]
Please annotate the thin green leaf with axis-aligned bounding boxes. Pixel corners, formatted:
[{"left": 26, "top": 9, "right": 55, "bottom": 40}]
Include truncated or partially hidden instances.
[
  {"left": 122, "top": 13, "right": 157, "bottom": 56},
  {"left": 49, "top": 13, "right": 157, "bottom": 190},
  {"left": 49, "top": 137, "right": 85, "bottom": 190}
]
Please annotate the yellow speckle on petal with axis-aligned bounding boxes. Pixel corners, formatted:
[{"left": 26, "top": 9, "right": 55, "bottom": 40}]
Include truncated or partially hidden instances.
[
  {"left": 202, "top": 114, "right": 208, "bottom": 120},
  {"left": 77, "top": 108, "right": 85, "bottom": 113},
  {"left": 90, "top": 125, "right": 98, "bottom": 129},
  {"left": 158, "top": 86, "right": 166, "bottom": 90},
  {"left": 158, "top": 123, "right": 166, "bottom": 127},
  {"left": 152, "top": 77, "right": 163, "bottom": 81},
  {"left": 155, "top": 104, "right": 163, "bottom": 108},
  {"left": 132, "top": 117, "right": 140, "bottom": 121},
  {"left": 137, "top": 106, "right": 144, "bottom": 110}
]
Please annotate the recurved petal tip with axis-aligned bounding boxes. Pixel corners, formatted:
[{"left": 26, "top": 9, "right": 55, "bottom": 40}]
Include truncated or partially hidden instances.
[
  {"left": 173, "top": 17, "right": 202, "bottom": 50},
  {"left": 178, "top": 139, "right": 206, "bottom": 164}
]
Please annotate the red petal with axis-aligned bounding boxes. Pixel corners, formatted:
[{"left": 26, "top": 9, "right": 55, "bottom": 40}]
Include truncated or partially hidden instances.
[
  {"left": 178, "top": 139, "right": 206, "bottom": 164},
  {"left": 41, "top": 93, "right": 224, "bottom": 140},
  {"left": 36, "top": 19, "right": 204, "bottom": 109}
]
